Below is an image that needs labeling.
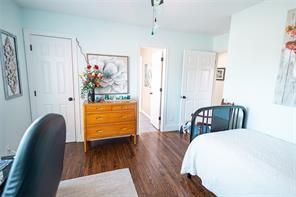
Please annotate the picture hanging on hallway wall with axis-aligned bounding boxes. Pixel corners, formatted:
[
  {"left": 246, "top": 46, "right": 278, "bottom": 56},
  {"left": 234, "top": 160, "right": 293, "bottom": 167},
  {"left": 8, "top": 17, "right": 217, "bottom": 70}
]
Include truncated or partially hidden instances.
[
  {"left": 144, "top": 63, "right": 152, "bottom": 88},
  {"left": 0, "top": 29, "right": 22, "bottom": 100},
  {"left": 216, "top": 67, "right": 226, "bottom": 81},
  {"left": 275, "top": 8, "right": 296, "bottom": 107},
  {"left": 87, "top": 53, "right": 129, "bottom": 94}
]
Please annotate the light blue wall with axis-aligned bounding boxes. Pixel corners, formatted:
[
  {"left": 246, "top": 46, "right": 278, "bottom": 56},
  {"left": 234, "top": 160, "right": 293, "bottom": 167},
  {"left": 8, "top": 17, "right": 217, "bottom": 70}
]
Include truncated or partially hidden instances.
[
  {"left": 213, "top": 33, "right": 229, "bottom": 52},
  {"left": 0, "top": 0, "right": 31, "bottom": 155},
  {"left": 21, "top": 9, "right": 213, "bottom": 133}
]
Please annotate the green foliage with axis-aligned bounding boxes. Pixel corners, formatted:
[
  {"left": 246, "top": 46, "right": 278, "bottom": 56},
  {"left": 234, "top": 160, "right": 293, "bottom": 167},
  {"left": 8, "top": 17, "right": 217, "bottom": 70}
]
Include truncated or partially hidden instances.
[{"left": 80, "top": 65, "right": 103, "bottom": 98}]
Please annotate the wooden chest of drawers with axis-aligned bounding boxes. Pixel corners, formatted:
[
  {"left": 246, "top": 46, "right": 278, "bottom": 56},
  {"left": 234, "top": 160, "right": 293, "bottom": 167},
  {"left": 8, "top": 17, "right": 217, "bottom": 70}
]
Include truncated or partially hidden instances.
[{"left": 83, "top": 100, "right": 137, "bottom": 152}]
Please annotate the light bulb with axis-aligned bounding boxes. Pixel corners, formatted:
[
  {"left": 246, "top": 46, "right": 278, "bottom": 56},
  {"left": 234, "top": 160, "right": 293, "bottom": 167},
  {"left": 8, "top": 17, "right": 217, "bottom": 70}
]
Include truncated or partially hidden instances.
[
  {"left": 153, "top": 0, "right": 162, "bottom": 6},
  {"left": 153, "top": 23, "right": 160, "bottom": 31}
]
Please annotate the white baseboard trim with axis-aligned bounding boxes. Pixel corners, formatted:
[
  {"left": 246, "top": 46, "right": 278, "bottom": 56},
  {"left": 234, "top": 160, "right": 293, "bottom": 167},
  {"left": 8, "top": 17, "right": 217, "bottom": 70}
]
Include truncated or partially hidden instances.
[
  {"left": 76, "top": 137, "right": 83, "bottom": 142},
  {"left": 140, "top": 110, "right": 151, "bottom": 119},
  {"left": 162, "top": 124, "right": 179, "bottom": 132}
]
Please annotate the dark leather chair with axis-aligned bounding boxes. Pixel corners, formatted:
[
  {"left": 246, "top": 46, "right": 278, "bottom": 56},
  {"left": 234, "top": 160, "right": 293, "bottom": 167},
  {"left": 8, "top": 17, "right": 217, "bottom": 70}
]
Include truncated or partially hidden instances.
[{"left": 2, "top": 114, "right": 66, "bottom": 197}]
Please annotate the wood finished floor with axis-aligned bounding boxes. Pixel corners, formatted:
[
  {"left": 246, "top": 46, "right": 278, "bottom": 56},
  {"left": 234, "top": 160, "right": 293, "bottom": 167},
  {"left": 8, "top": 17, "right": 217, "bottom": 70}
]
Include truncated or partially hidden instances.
[{"left": 62, "top": 132, "right": 215, "bottom": 197}]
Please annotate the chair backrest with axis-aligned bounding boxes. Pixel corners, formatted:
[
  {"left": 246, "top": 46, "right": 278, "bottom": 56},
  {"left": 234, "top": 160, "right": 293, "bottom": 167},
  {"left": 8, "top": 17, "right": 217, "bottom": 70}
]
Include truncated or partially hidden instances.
[
  {"left": 190, "top": 105, "right": 247, "bottom": 142},
  {"left": 2, "top": 114, "right": 66, "bottom": 197}
]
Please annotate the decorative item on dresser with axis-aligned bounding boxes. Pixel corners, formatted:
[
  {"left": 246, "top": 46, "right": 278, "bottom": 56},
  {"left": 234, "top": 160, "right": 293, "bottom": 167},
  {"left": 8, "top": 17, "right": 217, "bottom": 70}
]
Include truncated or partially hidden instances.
[{"left": 83, "top": 100, "right": 137, "bottom": 152}]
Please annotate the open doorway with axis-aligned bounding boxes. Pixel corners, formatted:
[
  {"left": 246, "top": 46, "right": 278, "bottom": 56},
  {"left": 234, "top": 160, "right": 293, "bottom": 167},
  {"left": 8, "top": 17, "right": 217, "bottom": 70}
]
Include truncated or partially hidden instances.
[
  {"left": 139, "top": 47, "right": 166, "bottom": 133},
  {"left": 212, "top": 52, "right": 228, "bottom": 105}
]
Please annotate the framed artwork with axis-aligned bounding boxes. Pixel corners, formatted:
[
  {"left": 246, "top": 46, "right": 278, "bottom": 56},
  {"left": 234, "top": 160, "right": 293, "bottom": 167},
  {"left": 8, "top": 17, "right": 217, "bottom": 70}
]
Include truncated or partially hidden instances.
[
  {"left": 144, "top": 63, "right": 152, "bottom": 88},
  {"left": 0, "top": 29, "right": 22, "bottom": 100},
  {"left": 216, "top": 67, "right": 226, "bottom": 81},
  {"left": 274, "top": 8, "right": 296, "bottom": 107},
  {"left": 87, "top": 53, "right": 129, "bottom": 94}
]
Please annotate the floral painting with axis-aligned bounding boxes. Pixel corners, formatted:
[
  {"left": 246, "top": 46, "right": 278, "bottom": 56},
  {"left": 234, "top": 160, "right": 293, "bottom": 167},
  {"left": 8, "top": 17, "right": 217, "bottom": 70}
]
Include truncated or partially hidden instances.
[
  {"left": 0, "top": 30, "right": 22, "bottom": 99},
  {"left": 87, "top": 53, "right": 129, "bottom": 94},
  {"left": 274, "top": 9, "right": 296, "bottom": 107}
]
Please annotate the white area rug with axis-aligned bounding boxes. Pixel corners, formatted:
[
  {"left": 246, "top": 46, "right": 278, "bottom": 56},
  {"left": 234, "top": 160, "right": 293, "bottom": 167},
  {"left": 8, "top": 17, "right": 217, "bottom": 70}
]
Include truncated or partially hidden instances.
[{"left": 57, "top": 168, "right": 138, "bottom": 197}]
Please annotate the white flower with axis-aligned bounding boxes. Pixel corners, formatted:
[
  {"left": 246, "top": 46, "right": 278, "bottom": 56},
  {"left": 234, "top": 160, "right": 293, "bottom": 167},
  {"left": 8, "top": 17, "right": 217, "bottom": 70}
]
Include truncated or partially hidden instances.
[{"left": 95, "top": 57, "right": 127, "bottom": 93}]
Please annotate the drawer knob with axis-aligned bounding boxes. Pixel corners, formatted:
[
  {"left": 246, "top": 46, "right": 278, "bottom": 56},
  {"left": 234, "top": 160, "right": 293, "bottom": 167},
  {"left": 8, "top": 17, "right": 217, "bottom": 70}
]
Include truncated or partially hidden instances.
[{"left": 96, "top": 130, "right": 103, "bottom": 133}]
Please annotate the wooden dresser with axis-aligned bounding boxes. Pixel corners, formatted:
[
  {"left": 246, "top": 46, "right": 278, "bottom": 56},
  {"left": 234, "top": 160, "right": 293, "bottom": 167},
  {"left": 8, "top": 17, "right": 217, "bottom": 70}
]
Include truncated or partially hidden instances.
[{"left": 83, "top": 100, "right": 137, "bottom": 152}]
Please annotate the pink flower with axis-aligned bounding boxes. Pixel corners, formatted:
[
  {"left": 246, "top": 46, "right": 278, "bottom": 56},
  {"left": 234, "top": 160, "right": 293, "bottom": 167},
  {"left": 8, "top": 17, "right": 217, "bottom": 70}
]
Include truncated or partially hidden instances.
[{"left": 94, "top": 65, "right": 99, "bottom": 70}]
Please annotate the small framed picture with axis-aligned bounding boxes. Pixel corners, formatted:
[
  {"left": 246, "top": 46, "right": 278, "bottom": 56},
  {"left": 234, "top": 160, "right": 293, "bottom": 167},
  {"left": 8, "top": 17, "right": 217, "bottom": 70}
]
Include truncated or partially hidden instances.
[
  {"left": 0, "top": 29, "right": 22, "bottom": 99},
  {"left": 216, "top": 67, "right": 226, "bottom": 81}
]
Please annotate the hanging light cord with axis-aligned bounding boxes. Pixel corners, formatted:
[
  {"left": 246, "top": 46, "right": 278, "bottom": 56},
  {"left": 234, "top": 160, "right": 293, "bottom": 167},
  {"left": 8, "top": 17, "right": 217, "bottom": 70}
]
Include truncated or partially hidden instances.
[{"left": 151, "top": 0, "right": 163, "bottom": 36}]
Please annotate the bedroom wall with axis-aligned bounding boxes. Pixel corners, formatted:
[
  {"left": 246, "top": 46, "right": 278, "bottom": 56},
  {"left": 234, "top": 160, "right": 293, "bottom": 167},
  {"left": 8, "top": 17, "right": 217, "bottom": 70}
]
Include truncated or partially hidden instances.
[
  {"left": 225, "top": 1, "right": 296, "bottom": 144},
  {"left": 20, "top": 9, "right": 213, "bottom": 135},
  {"left": 213, "top": 33, "right": 229, "bottom": 53},
  {"left": 0, "top": 0, "right": 31, "bottom": 155}
]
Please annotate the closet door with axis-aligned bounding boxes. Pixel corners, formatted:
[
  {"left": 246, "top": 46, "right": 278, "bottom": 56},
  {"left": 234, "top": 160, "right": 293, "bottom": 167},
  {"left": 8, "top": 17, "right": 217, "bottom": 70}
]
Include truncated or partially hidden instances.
[
  {"left": 27, "top": 34, "right": 76, "bottom": 142},
  {"left": 180, "top": 50, "right": 216, "bottom": 126}
]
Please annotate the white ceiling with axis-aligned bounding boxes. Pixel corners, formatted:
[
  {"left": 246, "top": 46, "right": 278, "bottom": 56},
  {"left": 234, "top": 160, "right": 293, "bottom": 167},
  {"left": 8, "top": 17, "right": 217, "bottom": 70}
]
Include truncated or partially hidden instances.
[{"left": 15, "top": 0, "right": 263, "bottom": 35}]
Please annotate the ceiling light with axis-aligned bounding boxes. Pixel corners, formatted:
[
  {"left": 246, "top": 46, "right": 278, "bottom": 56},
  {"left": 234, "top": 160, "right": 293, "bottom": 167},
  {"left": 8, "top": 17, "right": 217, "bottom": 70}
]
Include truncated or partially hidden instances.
[
  {"left": 151, "top": 0, "right": 164, "bottom": 36},
  {"left": 151, "top": 0, "right": 164, "bottom": 7}
]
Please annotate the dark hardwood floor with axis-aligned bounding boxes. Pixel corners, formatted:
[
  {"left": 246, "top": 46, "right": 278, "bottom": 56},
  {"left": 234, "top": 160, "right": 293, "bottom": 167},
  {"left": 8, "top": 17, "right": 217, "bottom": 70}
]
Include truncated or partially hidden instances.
[{"left": 62, "top": 131, "right": 215, "bottom": 197}]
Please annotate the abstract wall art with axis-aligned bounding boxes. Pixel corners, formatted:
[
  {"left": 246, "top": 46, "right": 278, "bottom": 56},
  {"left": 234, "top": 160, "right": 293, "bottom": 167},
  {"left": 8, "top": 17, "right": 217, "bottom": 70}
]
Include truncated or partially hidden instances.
[
  {"left": 144, "top": 63, "right": 152, "bottom": 88},
  {"left": 0, "top": 29, "right": 22, "bottom": 100},
  {"left": 275, "top": 8, "right": 296, "bottom": 107}
]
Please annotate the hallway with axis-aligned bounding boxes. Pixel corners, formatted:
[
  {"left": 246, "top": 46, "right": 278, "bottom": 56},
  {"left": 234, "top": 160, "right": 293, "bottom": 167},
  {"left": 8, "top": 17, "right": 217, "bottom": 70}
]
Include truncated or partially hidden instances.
[{"left": 139, "top": 112, "right": 158, "bottom": 133}]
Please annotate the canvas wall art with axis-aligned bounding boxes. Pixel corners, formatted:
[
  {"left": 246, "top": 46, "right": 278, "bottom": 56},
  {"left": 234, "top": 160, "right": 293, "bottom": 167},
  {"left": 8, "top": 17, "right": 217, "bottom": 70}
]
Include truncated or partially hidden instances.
[
  {"left": 274, "top": 8, "right": 296, "bottom": 107},
  {"left": 87, "top": 53, "right": 129, "bottom": 94},
  {"left": 0, "top": 29, "right": 22, "bottom": 99},
  {"left": 144, "top": 63, "right": 152, "bottom": 88}
]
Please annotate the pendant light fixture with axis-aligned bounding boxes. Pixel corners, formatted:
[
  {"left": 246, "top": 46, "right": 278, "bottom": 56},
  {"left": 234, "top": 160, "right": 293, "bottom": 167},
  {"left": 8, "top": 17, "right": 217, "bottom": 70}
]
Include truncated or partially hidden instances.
[{"left": 151, "top": 0, "right": 164, "bottom": 36}]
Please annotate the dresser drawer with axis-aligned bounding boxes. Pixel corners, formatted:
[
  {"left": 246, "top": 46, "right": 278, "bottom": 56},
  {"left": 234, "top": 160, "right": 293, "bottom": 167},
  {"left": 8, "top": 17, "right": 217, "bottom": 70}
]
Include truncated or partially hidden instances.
[
  {"left": 85, "top": 105, "right": 112, "bottom": 112},
  {"left": 85, "top": 103, "right": 136, "bottom": 113},
  {"left": 86, "top": 111, "right": 135, "bottom": 125},
  {"left": 86, "top": 122, "right": 136, "bottom": 140},
  {"left": 111, "top": 104, "right": 136, "bottom": 111}
]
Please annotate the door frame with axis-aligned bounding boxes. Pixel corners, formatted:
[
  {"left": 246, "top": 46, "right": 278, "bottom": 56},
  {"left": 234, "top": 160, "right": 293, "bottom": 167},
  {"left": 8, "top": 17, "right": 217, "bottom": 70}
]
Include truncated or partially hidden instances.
[
  {"left": 137, "top": 45, "right": 168, "bottom": 132},
  {"left": 179, "top": 50, "right": 217, "bottom": 128},
  {"left": 23, "top": 29, "right": 81, "bottom": 142}
]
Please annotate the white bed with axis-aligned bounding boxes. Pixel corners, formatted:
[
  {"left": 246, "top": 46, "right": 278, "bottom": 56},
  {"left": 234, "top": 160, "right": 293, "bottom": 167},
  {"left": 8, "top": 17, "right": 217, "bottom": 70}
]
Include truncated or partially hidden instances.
[{"left": 181, "top": 129, "right": 296, "bottom": 197}]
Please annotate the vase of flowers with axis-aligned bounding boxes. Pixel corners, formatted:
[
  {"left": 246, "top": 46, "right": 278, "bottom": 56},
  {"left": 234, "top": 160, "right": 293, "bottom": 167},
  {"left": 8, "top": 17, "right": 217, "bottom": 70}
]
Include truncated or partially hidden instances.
[{"left": 80, "top": 64, "right": 103, "bottom": 102}]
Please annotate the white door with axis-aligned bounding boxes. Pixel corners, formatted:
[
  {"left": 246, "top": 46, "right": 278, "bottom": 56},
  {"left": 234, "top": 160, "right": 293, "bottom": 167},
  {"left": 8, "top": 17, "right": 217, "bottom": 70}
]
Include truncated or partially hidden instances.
[
  {"left": 179, "top": 50, "right": 216, "bottom": 126},
  {"left": 27, "top": 35, "right": 76, "bottom": 142},
  {"left": 150, "top": 50, "right": 163, "bottom": 129}
]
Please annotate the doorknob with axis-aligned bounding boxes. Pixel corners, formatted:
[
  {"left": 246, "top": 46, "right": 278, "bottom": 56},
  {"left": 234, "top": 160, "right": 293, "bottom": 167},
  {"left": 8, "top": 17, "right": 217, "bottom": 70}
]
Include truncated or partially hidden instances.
[
  {"left": 181, "top": 96, "right": 187, "bottom": 99},
  {"left": 149, "top": 92, "right": 153, "bottom": 95},
  {"left": 68, "top": 97, "right": 74, "bottom": 101}
]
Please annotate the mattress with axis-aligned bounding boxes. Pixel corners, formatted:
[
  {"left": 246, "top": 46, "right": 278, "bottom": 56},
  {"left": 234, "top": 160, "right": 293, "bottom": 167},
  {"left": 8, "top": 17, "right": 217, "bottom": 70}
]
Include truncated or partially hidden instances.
[{"left": 181, "top": 129, "right": 296, "bottom": 197}]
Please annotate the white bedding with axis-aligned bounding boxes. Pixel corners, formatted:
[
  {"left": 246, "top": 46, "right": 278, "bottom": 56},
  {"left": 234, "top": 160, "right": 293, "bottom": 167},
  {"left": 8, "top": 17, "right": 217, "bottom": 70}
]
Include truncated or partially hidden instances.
[{"left": 181, "top": 129, "right": 296, "bottom": 197}]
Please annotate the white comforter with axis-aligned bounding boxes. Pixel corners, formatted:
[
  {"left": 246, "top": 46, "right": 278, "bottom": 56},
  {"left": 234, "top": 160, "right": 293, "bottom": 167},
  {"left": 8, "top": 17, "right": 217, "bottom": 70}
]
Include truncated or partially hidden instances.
[{"left": 181, "top": 129, "right": 296, "bottom": 197}]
